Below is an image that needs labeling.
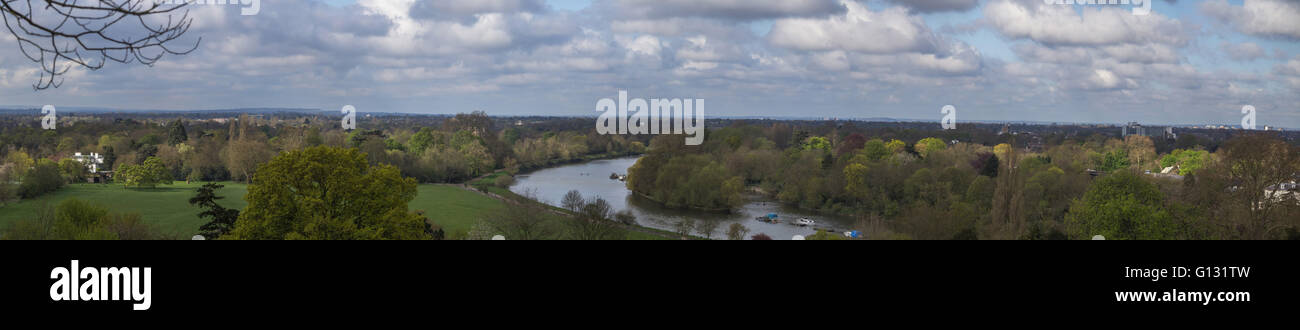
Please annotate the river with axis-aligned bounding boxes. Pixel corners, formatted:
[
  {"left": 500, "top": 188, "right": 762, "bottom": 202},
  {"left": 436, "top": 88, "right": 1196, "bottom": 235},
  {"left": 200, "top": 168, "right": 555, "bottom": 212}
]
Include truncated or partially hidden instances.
[{"left": 509, "top": 156, "right": 855, "bottom": 240}]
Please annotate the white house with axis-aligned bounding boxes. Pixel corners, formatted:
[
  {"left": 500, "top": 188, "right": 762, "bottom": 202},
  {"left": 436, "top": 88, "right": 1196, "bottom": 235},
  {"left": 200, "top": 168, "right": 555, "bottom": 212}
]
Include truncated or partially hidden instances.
[{"left": 72, "top": 152, "right": 105, "bottom": 173}]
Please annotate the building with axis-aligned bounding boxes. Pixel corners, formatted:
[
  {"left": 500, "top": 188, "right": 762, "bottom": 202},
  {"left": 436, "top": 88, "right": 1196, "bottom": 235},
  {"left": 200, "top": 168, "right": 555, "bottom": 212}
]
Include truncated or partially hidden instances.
[
  {"left": 1122, "top": 122, "right": 1176, "bottom": 140},
  {"left": 72, "top": 152, "right": 104, "bottom": 173},
  {"left": 1122, "top": 122, "right": 1145, "bottom": 137},
  {"left": 1265, "top": 181, "right": 1299, "bottom": 204},
  {"left": 72, "top": 152, "right": 113, "bottom": 183}
]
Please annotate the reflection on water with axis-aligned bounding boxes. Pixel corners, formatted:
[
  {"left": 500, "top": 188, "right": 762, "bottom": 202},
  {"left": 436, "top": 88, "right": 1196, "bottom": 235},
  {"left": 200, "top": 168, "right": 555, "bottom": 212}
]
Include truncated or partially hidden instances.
[{"left": 510, "top": 156, "right": 854, "bottom": 240}]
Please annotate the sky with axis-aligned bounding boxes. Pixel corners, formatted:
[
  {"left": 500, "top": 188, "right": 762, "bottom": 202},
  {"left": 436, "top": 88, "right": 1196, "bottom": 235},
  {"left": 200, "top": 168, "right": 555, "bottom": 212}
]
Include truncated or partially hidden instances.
[{"left": 0, "top": 0, "right": 1297, "bottom": 128}]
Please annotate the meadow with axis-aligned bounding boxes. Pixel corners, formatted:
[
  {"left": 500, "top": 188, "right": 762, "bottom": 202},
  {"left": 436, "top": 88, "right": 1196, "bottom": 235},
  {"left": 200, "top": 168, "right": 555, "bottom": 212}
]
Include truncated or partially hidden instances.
[
  {"left": 0, "top": 182, "right": 507, "bottom": 239},
  {"left": 0, "top": 182, "right": 674, "bottom": 240}
]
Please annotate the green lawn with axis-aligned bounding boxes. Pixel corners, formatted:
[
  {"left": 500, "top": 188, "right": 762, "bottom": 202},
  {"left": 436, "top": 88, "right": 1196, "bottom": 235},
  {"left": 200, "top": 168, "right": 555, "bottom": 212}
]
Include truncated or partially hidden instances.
[
  {"left": 0, "top": 182, "right": 248, "bottom": 238},
  {"left": 408, "top": 185, "right": 507, "bottom": 239},
  {"left": 0, "top": 182, "right": 674, "bottom": 240}
]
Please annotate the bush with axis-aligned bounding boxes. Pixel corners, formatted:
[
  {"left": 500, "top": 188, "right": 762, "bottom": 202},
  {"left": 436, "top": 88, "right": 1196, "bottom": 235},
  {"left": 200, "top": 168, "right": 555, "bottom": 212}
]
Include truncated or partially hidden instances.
[
  {"left": 18, "top": 159, "right": 64, "bottom": 199},
  {"left": 493, "top": 174, "right": 515, "bottom": 188},
  {"left": 2, "top": 199, "right": 163, "bottom": 240}
]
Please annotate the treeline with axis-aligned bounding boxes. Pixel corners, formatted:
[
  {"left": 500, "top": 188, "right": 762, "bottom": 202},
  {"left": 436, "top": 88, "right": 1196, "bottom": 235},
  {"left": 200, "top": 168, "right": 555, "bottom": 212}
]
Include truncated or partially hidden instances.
[
  {"left": 0, "top": 111, "right": 648, "bottom": 205},
  {"left": 628, "top": 122, "right": 1300, "bottom": 240}
]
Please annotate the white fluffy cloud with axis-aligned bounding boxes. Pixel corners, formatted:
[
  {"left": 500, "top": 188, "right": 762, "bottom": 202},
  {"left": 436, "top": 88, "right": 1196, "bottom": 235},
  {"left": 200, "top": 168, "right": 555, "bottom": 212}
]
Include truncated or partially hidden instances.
[
  {"left": 600, "top": 0, "right": 846, "bottom": 20},
  {"left": 984, "top": 0, "right": 1188, "bottom": 46},
  {"left": 887, "top": 0, "right": 981, "bottom": 13},
  {"left": 1202, "top": 0, "right": 1300, "bottom": 40},
  {"left": 769, "top": 2, "right": 943, "bottom": 54}
]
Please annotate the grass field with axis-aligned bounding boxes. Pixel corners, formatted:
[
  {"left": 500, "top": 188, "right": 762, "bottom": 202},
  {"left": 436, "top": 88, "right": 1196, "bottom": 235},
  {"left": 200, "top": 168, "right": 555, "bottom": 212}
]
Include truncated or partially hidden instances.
[
  {"left": 0, "top": 182, "right": 248, "bottom": 238},
  {"left": 0, "top": 182, "right": 673, "bottom": 240},
  {"left": 408, "top": 185, "right": 506, "bottom": 239},
  {"left": 0, "top": 182, "right": 511, "bottom": 239}
]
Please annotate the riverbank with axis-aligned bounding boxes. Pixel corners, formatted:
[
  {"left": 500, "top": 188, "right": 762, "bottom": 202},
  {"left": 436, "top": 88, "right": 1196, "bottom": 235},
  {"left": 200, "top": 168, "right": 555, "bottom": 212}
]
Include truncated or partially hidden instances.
[
  {"left": 467, "top": 155, "right": 699, "bottom": 240},
  {"left": 507, "top": 156, "right": 855, "bottom": 239}
]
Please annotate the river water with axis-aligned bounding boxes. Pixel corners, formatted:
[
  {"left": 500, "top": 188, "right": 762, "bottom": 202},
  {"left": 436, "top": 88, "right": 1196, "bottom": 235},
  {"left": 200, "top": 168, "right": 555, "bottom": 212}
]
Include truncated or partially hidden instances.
[{"left": 510, "top": 156, "right": 855, "bottom": 240}]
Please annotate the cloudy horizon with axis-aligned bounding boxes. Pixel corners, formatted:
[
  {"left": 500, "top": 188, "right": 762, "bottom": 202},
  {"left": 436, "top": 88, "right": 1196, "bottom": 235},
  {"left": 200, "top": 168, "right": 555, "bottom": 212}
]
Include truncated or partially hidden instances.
[{"left": 0, "top": 0, "right": 1297, "bottom": 128}]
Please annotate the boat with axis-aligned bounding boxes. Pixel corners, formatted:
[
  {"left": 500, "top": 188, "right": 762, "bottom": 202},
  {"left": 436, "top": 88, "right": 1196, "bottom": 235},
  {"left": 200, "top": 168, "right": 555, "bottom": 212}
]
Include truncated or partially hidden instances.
[
  {"left": 794, "top": 218, "right": 815, "bottom": 227},
  {"left": 755, "top": 213, "right": 779, "bottom": 223}
]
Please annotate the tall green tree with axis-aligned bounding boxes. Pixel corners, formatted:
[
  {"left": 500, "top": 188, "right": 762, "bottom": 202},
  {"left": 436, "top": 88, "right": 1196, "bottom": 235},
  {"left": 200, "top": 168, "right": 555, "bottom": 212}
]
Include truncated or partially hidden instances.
[
  {"left": 1066, "top": 172, "right": 1177, "bottom": 240},
  {"left": 118, "top": 157, "right": 172, "bottom": 188},
  {"left": 190, "top": 183, "right": 241, "bottom": 239},
  {"left": 226, "top": 146, "right": 430, "bottom": 240},
  {"left": 168, "top": 119, "right": 188, "bottom": 145}
]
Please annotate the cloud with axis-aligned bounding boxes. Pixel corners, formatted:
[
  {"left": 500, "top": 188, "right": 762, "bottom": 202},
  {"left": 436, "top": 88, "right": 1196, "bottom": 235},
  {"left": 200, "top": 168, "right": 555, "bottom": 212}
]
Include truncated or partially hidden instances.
[
  {"left": 768, "top": 2, "right": 944, "bottom": 54},
  {"left": 984, "top": 0, "right": 1188, "bottom": 47},
  {"left": 1221, "top": 41, "right": 1267, "bottom": 61},
  {"left": 886, "top": 0, "right": 981, "bottom": 13},
  {"left": 0, "top": 0, "right": 1294, "bottom": 128},
  {"left": 1201, "top": 0, "right": 1300, "bottom": 40},
  {"left": 409, "top": 0, "right": 546, "bottom": 21},
  {"left": 599, "top": 0, "right": 846, "bottom": 20}
]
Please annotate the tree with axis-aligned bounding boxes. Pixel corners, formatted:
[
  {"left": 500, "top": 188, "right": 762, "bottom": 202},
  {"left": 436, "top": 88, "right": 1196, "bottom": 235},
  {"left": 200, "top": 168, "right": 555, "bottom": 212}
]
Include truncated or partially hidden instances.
[
  {"left": 408, "top": 128, "right": 437, "bottom": 154},
  {"left": 57, "top": 158, "right": 87, "bottom": 183},
  {"left": 993, "top": 143, "right": 1011, "bottom": 159},
  {"left": 0, "top": 164, "right": 15, "bottom": 204},
  {"left": 885, "top": 139, "right": 906, "bottom": 154},
  {"left": 567, "top": 197, "right": 623, "bottom": 240},
  {"left": 190, "top": 183, "right": 240, "bottom": 239},
  {"left": 5, "top": 150, "right": 33, "bottom": 179},
  {"left": 18, "top": 159, "right": 63, "bottom": 198},
  {"left": 225, "top": 146, "right": 431, "bottom": 240},
  {"left": 803, "top": 136, "right": 831, "bottom": 152},
  {"left": 117, "top": 157, "right": 171, "bottom": 188},
  {"left": 1125, "top": 135, "right": 1156, "bottom": 172},
  {"left": 726, "top": 223, "right": 750, "bottom": 240},
  {"left": 613, "top": 210, "right": 636, "bottom": 226},
  {"left": 485, "top": 197, "right": 556, "bottom": 240},
  {"left": 0, "top": 1, "right": 198, "bottom": 89},
  {"left": 750, "top": 233, "right": 773, "bottom": 240},
  {"left": 561, "top": 190, "right": 585, "bottom": 212},
  {"left": 915, "top": 138, "right": 947, "bottom": 157},
  {"left": 1066, "top": 172, "right": 1177, "bottom": 240},
  {"left": 694, "top": 220, "right": 720, "bottom": 239},
  {"left": 1214, "top": 134, "right": 1300, "bottom": 239},
  {"left": 186, "top": 168, "right": 202, "bottom": 184},
  {"left": 674, "top": 218, "right": 696, "bottom": 238},
  {"left": 861, "top": 139, "right": 890, "bottom": 161},
  {"left": 836, "top": 133, "right": 866, "bottom": 157},
  {"left": 843, "top": 163, "right": 871, "bottom": 201},
  {"left": 1099, "top": 149, "right": 1130, "bottom": 172},
  {"left": 221, "top": 138, "right": 272, "bottom": 183},
  {"left": 971, "top": 152, "right": 999, "bottom": 177},
  {"left": 168, "top": 120, "right": 188, "bottom": 145},
  {"left": 101, "top": 146, "right": 116, "bottom": 171}
]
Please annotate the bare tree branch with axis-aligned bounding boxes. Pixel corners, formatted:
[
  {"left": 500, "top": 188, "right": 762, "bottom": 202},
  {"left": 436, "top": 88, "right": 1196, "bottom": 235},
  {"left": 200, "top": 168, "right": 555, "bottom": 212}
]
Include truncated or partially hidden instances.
[{"left": 0, "top": 0, "right": 199, "bottom": 90}]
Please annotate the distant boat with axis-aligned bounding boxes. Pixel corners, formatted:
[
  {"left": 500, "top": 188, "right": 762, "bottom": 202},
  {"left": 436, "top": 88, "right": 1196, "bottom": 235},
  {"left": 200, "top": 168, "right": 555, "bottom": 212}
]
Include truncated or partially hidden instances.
[{"left": 794, "top": 218, "right": 815, "bottom": 227}]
